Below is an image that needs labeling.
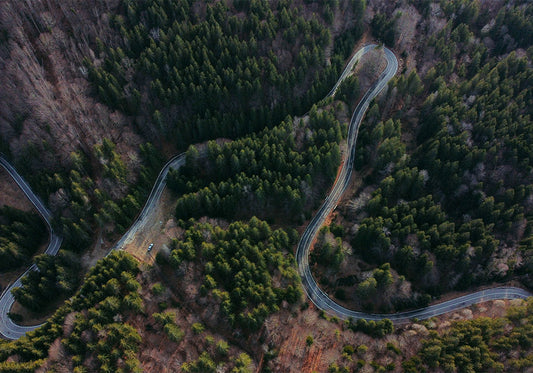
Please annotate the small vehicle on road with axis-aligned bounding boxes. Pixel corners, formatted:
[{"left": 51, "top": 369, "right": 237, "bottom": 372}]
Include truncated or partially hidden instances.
[{"left": 147, "top": 243, "right": 154, "bottom": 252}]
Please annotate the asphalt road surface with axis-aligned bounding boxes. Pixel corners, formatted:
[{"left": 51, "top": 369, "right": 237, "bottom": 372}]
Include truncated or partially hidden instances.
[
  {"left": 0, "top": 155, "right": 63, "bottom": 339},
  {"left": 0, "top": 153, "right": 186, "bottom": 339},
  {"left": 295, "top": 45, "right": 531, "bottom": 323},
  {"left": 109, "top": 153, "right": 186, "bottom": 252},
  {"left": 0, "top": 45, "right": 530, "bottom": 340}
]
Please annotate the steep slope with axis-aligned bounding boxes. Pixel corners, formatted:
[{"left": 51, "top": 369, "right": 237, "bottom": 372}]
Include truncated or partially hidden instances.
[{"left": 0, "top": 0, "right": 141, "bottom": 168}]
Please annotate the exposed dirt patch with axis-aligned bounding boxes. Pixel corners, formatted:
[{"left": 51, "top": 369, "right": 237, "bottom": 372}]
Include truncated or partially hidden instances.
[{"left": 121, "top": 184, "right": 180, "bottom": 264}]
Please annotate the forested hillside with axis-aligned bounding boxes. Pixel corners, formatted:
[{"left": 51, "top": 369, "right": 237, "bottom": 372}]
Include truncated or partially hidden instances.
[
  {"left": 404, "top": 299, "right": 533, "bottom": 372},
  {"left": 319, "top": 0, "right": 533, "bottom": 313},
  {"left": 0, "top": 207, "right": 46, "bottom": 272},
  {"left": 0, "top": 252, "right": 143, "bottom": 372},
  {"left": 167, "top": 105, "right": 345, "bottom": 223},
  {"left": 1, "top": 0, "right": 532, "bottom": 372},
  {"left": 10, "top": 142, "right": 164, "bottom": 314},
  {"left": 89, "top": 0, "right": 365, "bottom": 146},
  {"left": 0, "top": 229, "right": 294, "bottom": 372},
  {"left": 0, "top": 0, "right": 365, "bottom": 315},
  {"left": 160, "top": 217, "right": 300, "bottom": 333},
  {"left": 2, "top": 246, "right": 531, "bottom": 372}
]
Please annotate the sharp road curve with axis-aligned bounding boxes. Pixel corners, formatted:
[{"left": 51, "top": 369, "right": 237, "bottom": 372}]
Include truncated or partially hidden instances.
[
  {"left": 109, "top": 153, "right": 186, "bottom": 252},
  {"left": 0, "top": 156, "right": 63, "bottom": 339},
  {"left": 0, "top": 153, "right": 185, "bottom": 339},
  {"left": 0, "top": 44, "right": 530, "bottom": 340},
  {"left": 295, "top": 44, "right": 531, "bottom": 323}
]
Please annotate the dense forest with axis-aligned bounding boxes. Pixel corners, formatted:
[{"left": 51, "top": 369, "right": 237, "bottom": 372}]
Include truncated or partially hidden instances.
[
  {"left": 310, "top": 0, "right": 533, "bottom": 312},
  {"left": 10, "top": 142, "right": 164, "bottom": 313},
  {"left": 4, "top": 0, "right": 365, "bottom": 315},
  {"left": 404, "top": 299, "right": 533, "bottom": 372},
  {"left": 352, "top": 53, "right": 532, "bottom": 295},
  {"left": 89, "top": 0, "right": 365, "bottom": 146},
  {"left": 1, "top": 0, "right": 532, "bottom": 371},
  {"left": 0, "top": 250, "right": 272, "bottom": 372},
  {"left": 158, "top": 217, "right": 301, "bottom": 333},
  {"left": 167, "top": 105, "right": 345, "bottom": 223},
  {"left": 0, "top": 251, "right": 143, "bottom": 372},
  {"left": 1, "top": 251, "right": 531, "bottom": 372},
  {"left": 0, "top": 206, "right": 46, "bottom": 272}
]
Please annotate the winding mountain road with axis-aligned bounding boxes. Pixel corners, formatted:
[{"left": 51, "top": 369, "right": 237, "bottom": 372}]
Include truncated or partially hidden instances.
[
  {"left": 295, "top": 44, "right": 531, "bottom": 323},
  {"left": 0, "top": 156, "right": 63, "bottom": 339},
  {"left": 0, "top": 45, "right": 530, "bottom": 340},
  {"left": 109, "top": 153, "right": 186, "bottom": 252}
]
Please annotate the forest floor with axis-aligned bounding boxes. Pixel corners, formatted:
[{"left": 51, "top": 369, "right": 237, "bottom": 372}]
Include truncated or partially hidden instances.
[
  {"left": 264, "top": 298, "right": 522, "bottom": 372},
  {"left": 126, "top": 255, "right": 526, "bottom": 373},
  {"left": 10, "top": 296, "right": 67, "bottom": 326}
]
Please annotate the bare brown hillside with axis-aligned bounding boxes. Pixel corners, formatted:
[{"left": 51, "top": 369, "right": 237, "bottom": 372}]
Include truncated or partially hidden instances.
[{"left": 0, "top": 0, "right": 141, "bottom": 168}]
